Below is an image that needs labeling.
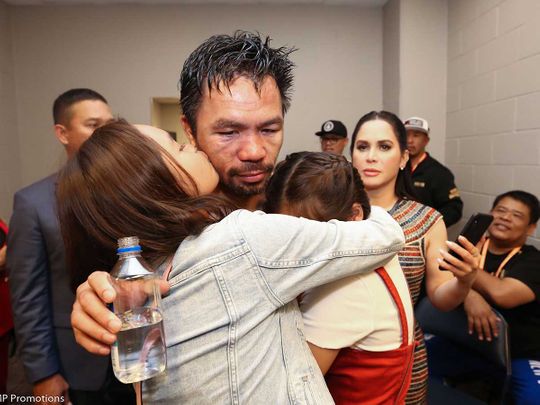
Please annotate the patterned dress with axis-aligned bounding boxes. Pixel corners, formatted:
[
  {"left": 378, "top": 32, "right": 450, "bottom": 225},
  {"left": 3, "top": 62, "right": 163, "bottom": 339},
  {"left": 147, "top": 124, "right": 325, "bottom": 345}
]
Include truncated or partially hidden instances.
[{"left": 388, "top": 199, "right": 443, "bottom": 405}]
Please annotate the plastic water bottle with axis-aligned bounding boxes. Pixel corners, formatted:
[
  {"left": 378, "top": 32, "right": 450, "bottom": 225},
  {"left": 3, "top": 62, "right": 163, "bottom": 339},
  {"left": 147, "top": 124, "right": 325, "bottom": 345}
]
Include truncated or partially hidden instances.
[{"left": 110, "top": 236, "right": 166, "bottom": 383}]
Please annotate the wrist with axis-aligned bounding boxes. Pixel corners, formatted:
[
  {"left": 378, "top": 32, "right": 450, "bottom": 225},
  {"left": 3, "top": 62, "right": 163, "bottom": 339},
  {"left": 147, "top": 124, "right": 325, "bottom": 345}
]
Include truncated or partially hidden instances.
[
  {"left": 463, "top": 293, "right": 475, "bottom": 306},
  {"left": 457, "top": 276, "right": 474, "bottom": 290}
]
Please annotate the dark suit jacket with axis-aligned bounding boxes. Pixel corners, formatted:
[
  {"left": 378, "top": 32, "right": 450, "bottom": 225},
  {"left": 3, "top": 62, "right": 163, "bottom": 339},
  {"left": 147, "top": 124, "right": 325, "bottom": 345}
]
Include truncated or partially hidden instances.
[{"left": 7, "top": 174, "right": 109, "bottom": 390}]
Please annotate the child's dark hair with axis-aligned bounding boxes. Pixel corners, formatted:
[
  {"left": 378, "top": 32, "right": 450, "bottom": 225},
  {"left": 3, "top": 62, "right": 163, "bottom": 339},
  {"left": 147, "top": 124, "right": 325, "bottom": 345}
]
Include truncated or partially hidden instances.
[{"left": 264, "top": 152, "right": 371, "bottom": 221}]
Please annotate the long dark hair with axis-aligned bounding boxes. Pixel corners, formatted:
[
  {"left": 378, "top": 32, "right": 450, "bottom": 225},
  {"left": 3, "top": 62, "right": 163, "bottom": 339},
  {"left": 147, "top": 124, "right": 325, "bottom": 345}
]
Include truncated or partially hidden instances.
[
  {"left": 350, "top": 110, "right": 417, "bottom": 201},
  {"left": 264, "top": 152, "right": 371, "bottom": 221},
  {"left": 57, "top": 120, "right": 236, "bottom": 291}
]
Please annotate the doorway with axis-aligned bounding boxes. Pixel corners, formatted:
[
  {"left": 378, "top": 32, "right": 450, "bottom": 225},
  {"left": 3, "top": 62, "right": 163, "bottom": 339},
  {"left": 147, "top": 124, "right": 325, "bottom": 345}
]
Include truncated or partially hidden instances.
[{"left": 150, "top": 97, "right": 187, "bottom": 143}]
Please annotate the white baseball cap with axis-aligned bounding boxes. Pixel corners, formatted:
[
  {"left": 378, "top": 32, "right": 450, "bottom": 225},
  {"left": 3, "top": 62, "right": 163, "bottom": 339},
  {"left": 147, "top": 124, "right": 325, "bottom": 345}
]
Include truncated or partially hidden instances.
[{"left": 404, "top": 117, "right": 429, "bottom": 134}]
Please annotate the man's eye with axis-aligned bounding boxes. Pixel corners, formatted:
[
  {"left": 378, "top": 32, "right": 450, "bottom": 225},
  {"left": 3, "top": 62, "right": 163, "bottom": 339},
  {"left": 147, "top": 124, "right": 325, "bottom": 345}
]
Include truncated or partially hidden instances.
[
  {"left": 262, "top": 128, "right": 277, "bottom": 135},
  {"left": 217, "top": 131, "right": 235, "bottom": 136}
]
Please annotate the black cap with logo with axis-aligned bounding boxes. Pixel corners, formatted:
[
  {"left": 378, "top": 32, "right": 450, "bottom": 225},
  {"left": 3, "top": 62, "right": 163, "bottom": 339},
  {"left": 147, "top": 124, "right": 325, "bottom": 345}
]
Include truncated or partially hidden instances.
[{"left": 315, "top": 120, "right": 347, "bottom": 138}]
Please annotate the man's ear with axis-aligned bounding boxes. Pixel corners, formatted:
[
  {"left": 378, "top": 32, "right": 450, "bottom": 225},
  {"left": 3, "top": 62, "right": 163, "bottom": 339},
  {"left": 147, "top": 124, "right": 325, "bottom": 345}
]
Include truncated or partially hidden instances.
[
  {"left": 527, "top": 223, "right": 537, "bottom": 237},
  {"left": 54, "top": 124, "right": 68, "bottom": 146},
  {"left": 181, "top": 116, "right": 197, "bottom": 146},
  {"left": 349, "top": 202, "right": 364, "bottom": 221}
]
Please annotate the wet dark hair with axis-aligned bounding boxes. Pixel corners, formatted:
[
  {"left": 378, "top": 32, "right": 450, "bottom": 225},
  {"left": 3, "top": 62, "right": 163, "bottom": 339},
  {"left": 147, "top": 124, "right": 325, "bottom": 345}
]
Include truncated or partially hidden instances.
[
  {"left": 57, "top": 119, "right": 236, "bottom": 291},
  {"left": 350, "top": 110, "right": 417, "bottom": 201},
  {"left": 53, "top": 88, "right": 108, "bottom": 125},
  {"left": 179, "top": 31, "right": 296, "bottom": 134},
  {"left": 264, "top": 152, "right": 371, "bottom": 222},
  {"left": 493, "top": 190, "right": 540, "bottom": 224}
]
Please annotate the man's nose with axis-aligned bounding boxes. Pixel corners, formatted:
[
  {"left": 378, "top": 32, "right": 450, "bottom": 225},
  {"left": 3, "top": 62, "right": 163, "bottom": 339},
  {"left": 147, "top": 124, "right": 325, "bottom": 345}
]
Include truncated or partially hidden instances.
[
  {"left": 500, "top": 211, "right": 512, "bottom": 221},
  {"left": 237, "top": 134, "right": 266, "bottom": 162}
]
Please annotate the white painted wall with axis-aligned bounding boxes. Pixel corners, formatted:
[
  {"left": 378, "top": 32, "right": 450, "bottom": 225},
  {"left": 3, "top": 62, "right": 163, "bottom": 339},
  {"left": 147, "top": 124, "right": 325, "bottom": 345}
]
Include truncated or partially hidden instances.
[
  {"left": 9, "top": 4, "right": 383, "bottom": 195},
  {"left": 446, "top": 0, "right": 540, "bottom": 247},
  {"left": 382, "top": 0, "right": 447, "bottom": 164},
  {"left": 0, "top": 2, "right": 20, "bottom": 220},
  {"left": 399, "top": 0, "right": 447, "bottom": 162},
  {"left": 382, "top": 0, "right": 400, "bottom": 114}
]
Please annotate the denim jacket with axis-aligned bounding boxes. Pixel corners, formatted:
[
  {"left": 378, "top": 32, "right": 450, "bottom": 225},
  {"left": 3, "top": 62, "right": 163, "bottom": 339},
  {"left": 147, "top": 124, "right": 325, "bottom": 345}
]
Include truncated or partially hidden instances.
[{"left": 143, "top": 207, "right": 405, "bottom": 404}]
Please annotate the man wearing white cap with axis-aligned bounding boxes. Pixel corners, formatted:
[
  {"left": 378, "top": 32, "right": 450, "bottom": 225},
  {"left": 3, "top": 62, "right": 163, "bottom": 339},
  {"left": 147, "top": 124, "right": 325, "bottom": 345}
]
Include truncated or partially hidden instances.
[{"left": 404, "top": 116, "right": 463, "bottom": 227}]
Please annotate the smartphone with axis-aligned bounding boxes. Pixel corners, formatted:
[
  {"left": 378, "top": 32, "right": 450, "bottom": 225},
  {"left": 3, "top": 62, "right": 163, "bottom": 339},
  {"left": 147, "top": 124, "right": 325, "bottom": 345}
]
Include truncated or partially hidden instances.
[{"left": 447, "top": 213, "right": 494, "bottom": 262}]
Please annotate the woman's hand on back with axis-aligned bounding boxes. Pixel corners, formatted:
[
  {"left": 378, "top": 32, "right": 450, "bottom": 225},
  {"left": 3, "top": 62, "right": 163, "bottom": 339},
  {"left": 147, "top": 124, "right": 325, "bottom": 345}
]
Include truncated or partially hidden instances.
[{"left": 71, "top": 271, "right": 170, "bottom": 355}]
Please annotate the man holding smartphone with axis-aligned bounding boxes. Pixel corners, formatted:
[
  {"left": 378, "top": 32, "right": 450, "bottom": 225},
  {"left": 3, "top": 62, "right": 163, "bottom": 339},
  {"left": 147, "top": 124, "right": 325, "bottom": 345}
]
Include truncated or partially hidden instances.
[{"left": 430, "top": 190, "right": 540, "bottom": 405}]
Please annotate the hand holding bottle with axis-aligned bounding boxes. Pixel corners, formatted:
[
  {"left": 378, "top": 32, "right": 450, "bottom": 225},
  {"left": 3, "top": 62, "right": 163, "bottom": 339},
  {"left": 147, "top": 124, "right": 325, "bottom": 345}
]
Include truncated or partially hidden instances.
[{"left": 71, "top": 271, "right": 169, "bottom": 355}]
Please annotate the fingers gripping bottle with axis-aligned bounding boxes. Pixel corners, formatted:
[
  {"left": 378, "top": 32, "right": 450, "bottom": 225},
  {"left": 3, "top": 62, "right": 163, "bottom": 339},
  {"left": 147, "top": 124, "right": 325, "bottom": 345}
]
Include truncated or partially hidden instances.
[{"left": 110, "top": 236, "right": 166, "bottom": 383}]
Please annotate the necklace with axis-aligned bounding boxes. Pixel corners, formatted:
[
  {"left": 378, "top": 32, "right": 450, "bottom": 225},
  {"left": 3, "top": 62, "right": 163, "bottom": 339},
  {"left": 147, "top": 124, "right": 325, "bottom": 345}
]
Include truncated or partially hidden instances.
[
  {"left": 479, "top": 239, "right": 521, "bottom": 278},
  {"left": 411, "top": 152, "right": 427, "bottom": 173}
]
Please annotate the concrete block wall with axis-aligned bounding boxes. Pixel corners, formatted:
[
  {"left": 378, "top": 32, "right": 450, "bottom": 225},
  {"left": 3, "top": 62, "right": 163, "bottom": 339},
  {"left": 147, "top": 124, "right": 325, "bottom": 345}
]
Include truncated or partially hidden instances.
[
  {"left": 0, "top": 2, "right": 20, "bottom": 220},
  {"left": 446, "top": 0, "right": 540, "bottom": 247}
]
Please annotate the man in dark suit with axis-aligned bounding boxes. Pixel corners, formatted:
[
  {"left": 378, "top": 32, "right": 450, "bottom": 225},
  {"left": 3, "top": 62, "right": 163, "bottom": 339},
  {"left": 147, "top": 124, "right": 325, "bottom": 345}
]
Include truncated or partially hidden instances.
[{"left": 7, "top": 89, "right": 133, "bottom": 404}]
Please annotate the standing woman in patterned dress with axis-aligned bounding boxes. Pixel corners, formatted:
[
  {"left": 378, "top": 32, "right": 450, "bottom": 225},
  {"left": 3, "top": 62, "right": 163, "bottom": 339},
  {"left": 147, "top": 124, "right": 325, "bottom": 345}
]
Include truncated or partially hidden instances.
[{"left": 350, "top": 110, "right": 480, "bottom": 404}]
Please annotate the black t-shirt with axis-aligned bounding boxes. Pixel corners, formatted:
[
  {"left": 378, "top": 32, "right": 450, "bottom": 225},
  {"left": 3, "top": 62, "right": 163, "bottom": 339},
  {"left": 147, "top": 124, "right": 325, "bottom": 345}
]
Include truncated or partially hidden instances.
[
  {"left": 484, "top": 244, "right": 540, "bottom": 360},
  {"left": 411, "top": 154, "right": 463, "bottom": 227}
]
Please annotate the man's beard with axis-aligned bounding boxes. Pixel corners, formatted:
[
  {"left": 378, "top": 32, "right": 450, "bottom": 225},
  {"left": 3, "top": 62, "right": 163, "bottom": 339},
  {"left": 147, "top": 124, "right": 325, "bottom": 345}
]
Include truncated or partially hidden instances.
[{"left": 221, "top": 163, "right": 274, "bottom": 197}]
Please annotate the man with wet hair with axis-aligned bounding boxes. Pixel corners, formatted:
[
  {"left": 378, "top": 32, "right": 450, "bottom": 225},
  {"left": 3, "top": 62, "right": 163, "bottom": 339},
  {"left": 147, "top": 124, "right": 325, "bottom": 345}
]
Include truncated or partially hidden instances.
[
  {"left": 70, "top": 32, "right": 400, "bottom": 404},
  {"left": 178, "top": 31, "right": 295, "bottom": 210},
  {"left": 8, "top": 89, "right": 134, "bottom": 404}
]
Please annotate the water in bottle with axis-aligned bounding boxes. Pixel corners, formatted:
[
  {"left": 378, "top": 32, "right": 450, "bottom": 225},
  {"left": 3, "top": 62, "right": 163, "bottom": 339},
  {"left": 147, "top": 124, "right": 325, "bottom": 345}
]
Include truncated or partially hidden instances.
[{"left": 110, "top": 236, "right": 166, "bottom": 384}]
